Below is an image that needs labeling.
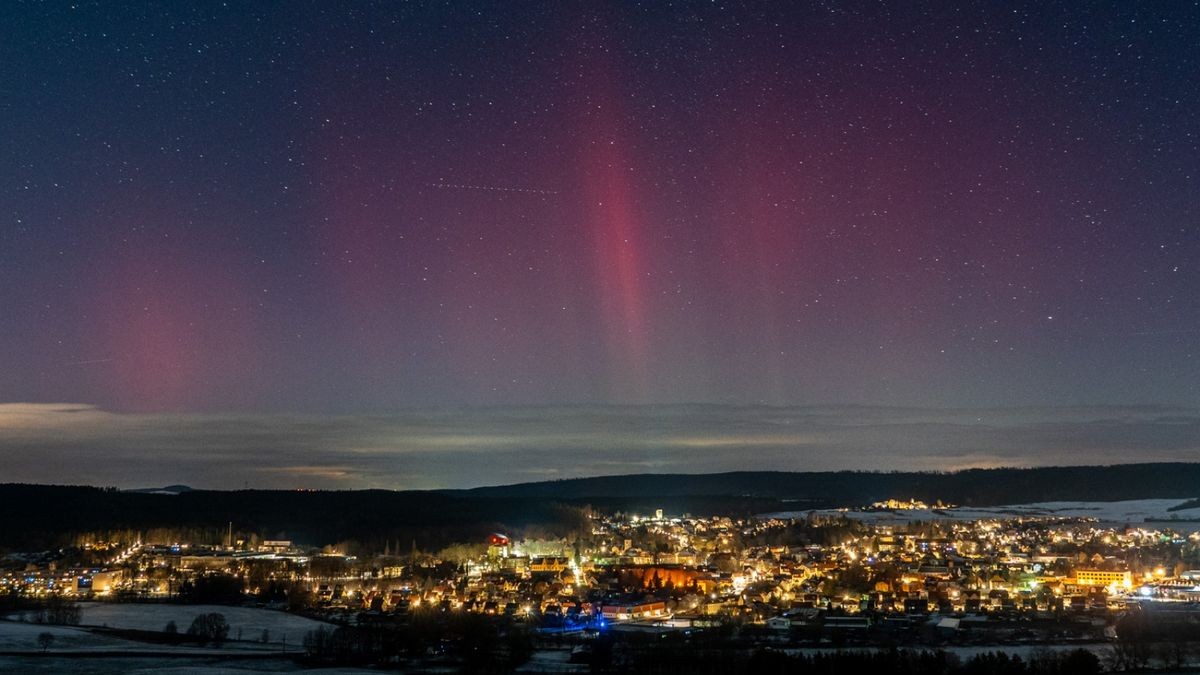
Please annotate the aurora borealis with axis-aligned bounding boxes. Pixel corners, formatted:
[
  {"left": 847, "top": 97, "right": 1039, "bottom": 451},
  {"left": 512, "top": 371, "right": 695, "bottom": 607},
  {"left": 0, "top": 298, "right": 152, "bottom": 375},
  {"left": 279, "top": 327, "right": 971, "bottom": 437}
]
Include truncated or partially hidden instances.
[{"left": 1, "top": 2, "right": 1198, "bottom": 487}]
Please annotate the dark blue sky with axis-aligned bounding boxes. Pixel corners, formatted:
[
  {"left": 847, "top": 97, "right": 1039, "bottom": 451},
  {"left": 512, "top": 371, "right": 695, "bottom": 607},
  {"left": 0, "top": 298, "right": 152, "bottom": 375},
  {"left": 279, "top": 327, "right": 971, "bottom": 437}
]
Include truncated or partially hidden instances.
[{"left": 2, "top": 1, "right": 1198, "bottom": 415}]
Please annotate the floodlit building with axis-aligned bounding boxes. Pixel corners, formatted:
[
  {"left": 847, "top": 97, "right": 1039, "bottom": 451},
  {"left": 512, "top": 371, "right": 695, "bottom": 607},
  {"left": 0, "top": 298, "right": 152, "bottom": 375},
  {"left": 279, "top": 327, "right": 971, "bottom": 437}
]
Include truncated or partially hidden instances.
[{"left": 1073, "top": 569, "right": 1132, "bottom": 588}]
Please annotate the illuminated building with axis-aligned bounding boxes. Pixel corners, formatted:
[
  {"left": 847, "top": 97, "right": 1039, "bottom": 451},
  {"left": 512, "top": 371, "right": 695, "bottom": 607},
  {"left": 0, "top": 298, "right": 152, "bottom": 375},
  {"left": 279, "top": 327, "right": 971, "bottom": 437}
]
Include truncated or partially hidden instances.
[{"left": 1073, "top": 569, "right": 1132, "bottom": 589}]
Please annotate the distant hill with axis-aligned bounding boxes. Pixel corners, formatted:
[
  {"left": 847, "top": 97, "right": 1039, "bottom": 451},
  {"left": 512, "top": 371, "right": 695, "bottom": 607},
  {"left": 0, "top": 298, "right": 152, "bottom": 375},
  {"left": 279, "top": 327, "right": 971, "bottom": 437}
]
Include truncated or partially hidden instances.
[
  {"left": 0, "top": 463, "right": 1196, "bottom": 551},
  {"left": 458, "top": 463, "right": 1200, "bottom": 505},
  {"left": 0, "top": 484, "right": 592, "bottom": 553},
  {"left": 124, "top": 484, "right": 195, "bottom": 495}
]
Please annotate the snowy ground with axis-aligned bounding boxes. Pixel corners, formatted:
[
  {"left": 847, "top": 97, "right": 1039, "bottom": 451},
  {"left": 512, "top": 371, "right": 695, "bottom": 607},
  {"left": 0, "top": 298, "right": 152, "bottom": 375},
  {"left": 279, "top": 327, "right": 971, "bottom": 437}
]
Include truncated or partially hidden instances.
[
  {"left": 0, "top": 607, "right": 367, "bottom": 674},
  {"left": 0, "top": 619, "right": 289, "bottom": 655},
  {"left": 516, "top": 647, "right": 589, "bottom": 672},
  {"left": 782, "top": 643, "right": 1112, "bottom": 659},
  {"left": 0, "top": 656, "right": 378, "bottom": 674},
  {"left": 0, "top": 619, "right": 132, "bottom": 651},
  {"left": 73, "top": 603, "right": 331, "bottom": 645},
  {"left": 0, "top": 601, "right": 342, "bottom": 675},
  {"left": 5, "top": 603, "right": 332, "bottom": 648},
  {"left": 764, "top": 498, "right": 1200, "bottom": 529}
]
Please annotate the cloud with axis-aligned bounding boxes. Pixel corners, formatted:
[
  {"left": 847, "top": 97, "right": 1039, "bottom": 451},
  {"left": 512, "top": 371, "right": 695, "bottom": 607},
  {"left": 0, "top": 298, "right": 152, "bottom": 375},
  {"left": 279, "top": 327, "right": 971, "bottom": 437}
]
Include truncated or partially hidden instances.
[
  {"left": 254, "top": 465, "right": 358, "bottom": 481},
  {"left": 0, "top": 403, "right": 1197, "bottom": 490}
]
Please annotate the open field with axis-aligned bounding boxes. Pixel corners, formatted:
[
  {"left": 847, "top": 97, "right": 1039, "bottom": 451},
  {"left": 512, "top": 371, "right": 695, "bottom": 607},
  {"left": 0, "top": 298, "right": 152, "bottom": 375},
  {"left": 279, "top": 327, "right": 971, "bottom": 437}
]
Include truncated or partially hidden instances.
[
  {"left": 0, "top": 602, "right": 345, "bottom": 675},
  {"left": 75, "top": 603, "right": 330, "bottom": 645},
  {"left": 0, "top": 656, "right": 377, "bottom": 674},
  {"left": 0, "top": 610, "right": 372, "bottom": 674},
  {"left": 766, "top": 498, "right": 1200, "bottom": 530}
]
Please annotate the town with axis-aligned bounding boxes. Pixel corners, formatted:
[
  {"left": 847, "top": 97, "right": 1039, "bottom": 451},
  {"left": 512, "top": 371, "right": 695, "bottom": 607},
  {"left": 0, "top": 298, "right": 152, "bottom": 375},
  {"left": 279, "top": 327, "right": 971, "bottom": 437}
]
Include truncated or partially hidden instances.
[{"left": 4, "top": 500, "right": 1200, "bottom": 671}]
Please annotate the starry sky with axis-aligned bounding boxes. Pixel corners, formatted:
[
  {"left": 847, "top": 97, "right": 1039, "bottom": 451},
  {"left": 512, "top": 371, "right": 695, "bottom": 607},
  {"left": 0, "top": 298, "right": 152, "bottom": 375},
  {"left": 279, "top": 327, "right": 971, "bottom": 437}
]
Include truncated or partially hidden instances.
[{"left": 1, "top": 2, "right": 1199, "bottom": 486}]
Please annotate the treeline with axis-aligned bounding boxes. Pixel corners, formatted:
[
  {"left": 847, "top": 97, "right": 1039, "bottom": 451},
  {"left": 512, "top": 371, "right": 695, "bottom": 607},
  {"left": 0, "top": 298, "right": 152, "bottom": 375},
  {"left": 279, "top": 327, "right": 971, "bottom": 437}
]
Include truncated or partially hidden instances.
[
  {"left": 608, "top": 646, "right": 1102, "bottom": 675},
  {"left": 2, "top": 463, "right": 1198, "bottom": 551},
  {"left": 1168, "top": 497, "right": 1200, "bottom": 512},
  {"left": 463, "top": 463, "right": 1200, "bottom": 505},
  {"left": 0, "top": 485, "right": 591, "bottom": 551},
  {"left": 3, "top": 594, "right": 82, "bottom": 625},
  {"left": 301, "top": 612, "right": 534, "bottom": 670}
]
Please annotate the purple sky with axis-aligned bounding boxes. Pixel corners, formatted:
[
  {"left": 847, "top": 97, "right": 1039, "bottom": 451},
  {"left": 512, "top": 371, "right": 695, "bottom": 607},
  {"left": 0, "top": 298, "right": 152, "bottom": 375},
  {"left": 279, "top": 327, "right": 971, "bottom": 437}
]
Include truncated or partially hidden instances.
[{"left": 1, "top": 3, "right": 1198, "bottom": 486}]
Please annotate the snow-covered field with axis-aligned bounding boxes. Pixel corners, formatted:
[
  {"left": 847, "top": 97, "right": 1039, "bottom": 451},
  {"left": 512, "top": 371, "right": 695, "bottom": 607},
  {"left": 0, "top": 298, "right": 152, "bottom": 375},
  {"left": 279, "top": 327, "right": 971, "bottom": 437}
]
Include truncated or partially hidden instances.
[
  {"left": 133, "top": 668, "right": 378, "bottom": 675},
  {"left": 0, "top": 619, "right": 131, "bottom": 651},
  {"left": 0, "top": 604, "right": 365, "bottom": 674},
  {"left": 74, "top": 603, "right": 331, "bottom": 644},
  {"left": 782, "top": 643, "right": 1112, "bottom": 660},
  {"left": 0, "top": 656, "right": 378, "bottom": 674},
  {"left": 764, "top": 498, "right": 1200, "bottom": 529}
]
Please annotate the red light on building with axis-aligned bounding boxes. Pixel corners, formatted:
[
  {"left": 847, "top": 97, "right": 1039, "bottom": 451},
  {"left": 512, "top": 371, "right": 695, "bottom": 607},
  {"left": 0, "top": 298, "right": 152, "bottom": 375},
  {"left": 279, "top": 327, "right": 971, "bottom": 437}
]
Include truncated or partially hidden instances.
[{"left": 489, "top": 533, "right": 509, "bottom": 546}]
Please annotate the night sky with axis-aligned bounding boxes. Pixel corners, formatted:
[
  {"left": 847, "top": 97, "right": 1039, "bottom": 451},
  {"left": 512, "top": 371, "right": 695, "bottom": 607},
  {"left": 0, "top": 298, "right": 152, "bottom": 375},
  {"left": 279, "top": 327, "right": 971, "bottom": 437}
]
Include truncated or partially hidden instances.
[{"left": 2, "top": 3, "right": 1199, "bottom": 487}]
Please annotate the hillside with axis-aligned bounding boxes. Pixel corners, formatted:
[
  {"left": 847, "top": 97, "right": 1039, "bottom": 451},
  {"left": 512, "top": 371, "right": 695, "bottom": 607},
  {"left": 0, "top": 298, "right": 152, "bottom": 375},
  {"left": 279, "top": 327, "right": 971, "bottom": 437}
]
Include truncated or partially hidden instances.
[
  {"left": 460, "top": 463, "right": 1200, "bottom": 505},
  {"left": 1, "top": 463, "right": 1196, "bottom": 551}
]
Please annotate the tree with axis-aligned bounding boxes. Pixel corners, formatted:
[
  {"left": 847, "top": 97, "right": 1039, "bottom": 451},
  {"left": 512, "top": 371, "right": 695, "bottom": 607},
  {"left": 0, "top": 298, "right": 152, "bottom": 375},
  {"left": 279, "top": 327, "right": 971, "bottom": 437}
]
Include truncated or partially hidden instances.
[
  {"left": 1029, "top": 647, "right": 1101, "bottom": 675},
  {"left": 179, "top": 574, "right": 244, "bottom": 604},
  {"left": 37, "top": 632, "right": 54, "bottom": 652},
  {"left": 33, "top": 596, "right": 82, "bottom": 625},
  {"left": 1059, "top": 648, "right": 1102, "bottom": 675},
  {"left": 1108, "top": 610, "right": 1152, "bottom": 671},
  {"left": 186, "top": 612, "right": 230, "bottom": 643},
  {"left": 1154, "top": 626, "right": 1195, "bottom": 672}
]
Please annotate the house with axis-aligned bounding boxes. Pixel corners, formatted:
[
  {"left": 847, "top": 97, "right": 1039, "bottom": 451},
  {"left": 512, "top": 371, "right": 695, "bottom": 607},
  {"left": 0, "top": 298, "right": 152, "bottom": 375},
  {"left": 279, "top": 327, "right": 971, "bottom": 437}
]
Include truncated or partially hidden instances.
[
  {"left": 598, "top": 599, "right": 667, "bottom": 621},
  {"left": 767, "top": 607, "right": 821, "bottom": 630}
]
